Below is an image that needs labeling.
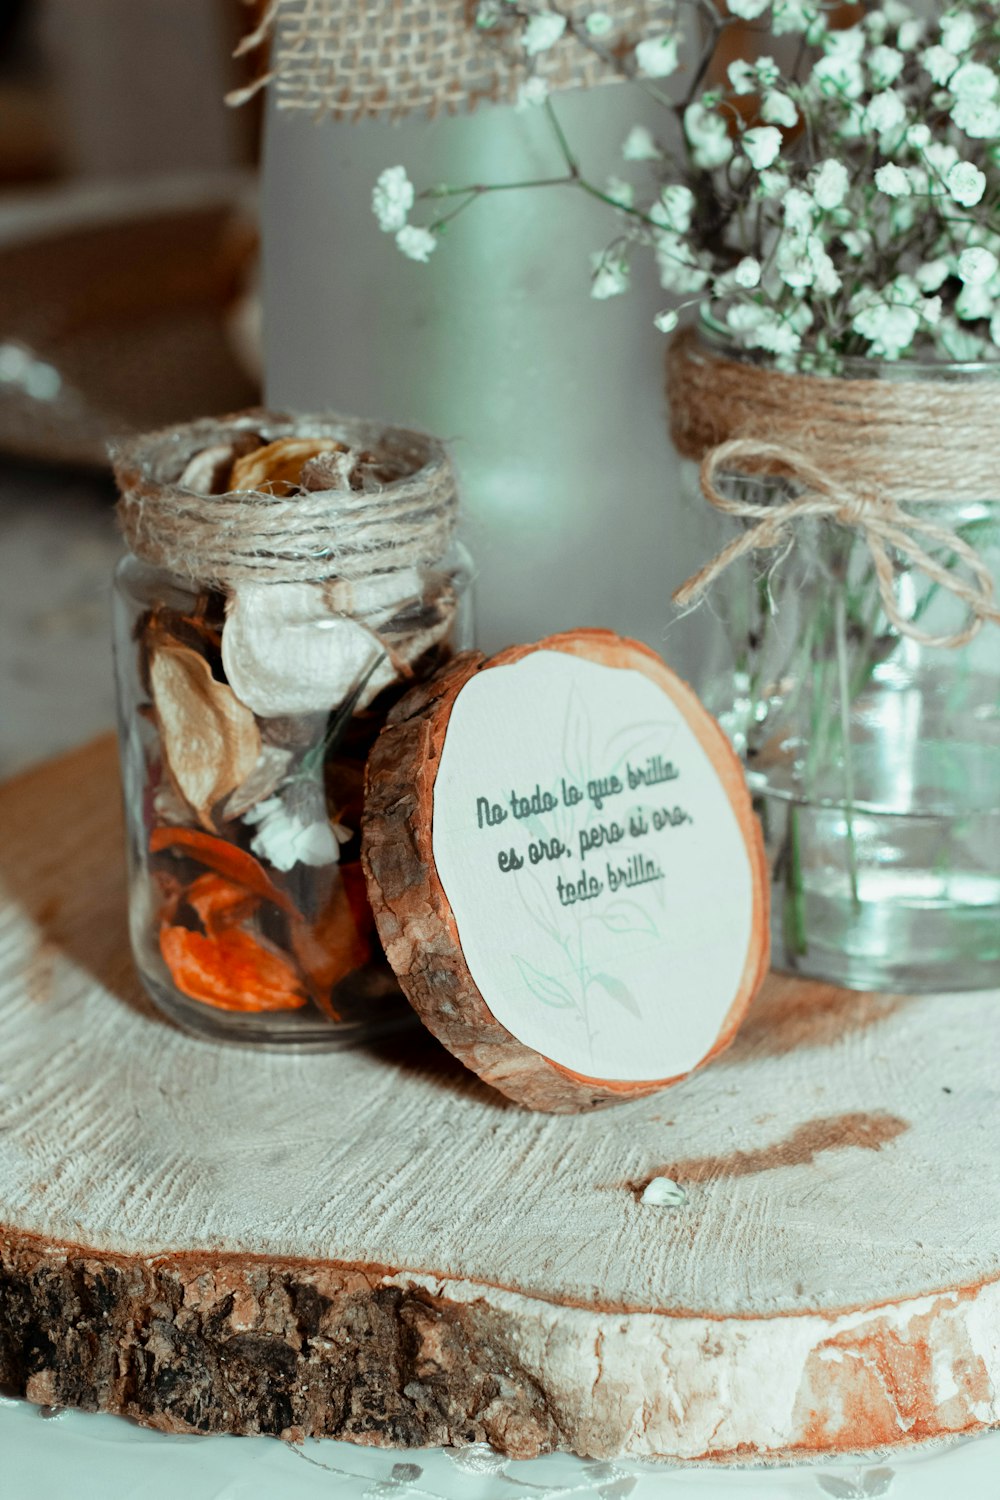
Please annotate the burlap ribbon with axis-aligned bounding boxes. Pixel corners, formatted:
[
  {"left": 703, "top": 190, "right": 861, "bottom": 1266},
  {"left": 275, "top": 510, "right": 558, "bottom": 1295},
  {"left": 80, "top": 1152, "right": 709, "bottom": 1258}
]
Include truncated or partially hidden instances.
[
  {"left": 668, "top": 329, "right": 1000, "bottom": 650},
  {"left": 112, "top": 410, "right": 458, "bottom": 589},
  {"left": 230, "top": 0, "right": 672, "bottom": 120}
]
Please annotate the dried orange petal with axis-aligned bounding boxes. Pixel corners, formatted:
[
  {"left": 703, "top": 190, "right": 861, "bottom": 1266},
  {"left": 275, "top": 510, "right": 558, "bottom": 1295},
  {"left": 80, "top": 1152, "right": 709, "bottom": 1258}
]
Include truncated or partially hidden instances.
[
  {"left": 160, "top": 924, "right": 308, "bottom": 1012},
  {"left": 229, "top": 437, "right": 348, "bottom": 496},
  {"left": 184, "top": 873, "right": 259, "bottom": 934},
  {"left": 149, "top": 826, "right": 296, "bottom": 914},
  {"left": 290, "top": 862, "right": 372, "bottom": 1020}
]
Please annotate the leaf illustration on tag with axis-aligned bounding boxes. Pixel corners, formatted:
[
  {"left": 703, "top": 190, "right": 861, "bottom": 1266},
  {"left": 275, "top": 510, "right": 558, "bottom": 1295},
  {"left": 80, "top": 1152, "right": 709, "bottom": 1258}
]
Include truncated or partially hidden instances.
[
  {"left": 561, "top": 683, "right": 593, "bottom": 791},
  {"left": 599, "top": 899, "right": 658, "bottom": 938},
  {"left": 591, "top": 972, "right": 642, "bottom": 1018},
  {"left": 604, "top": 716, "right": 680, "bottom": 769},
  {"left": 513, "top": 955, "right": 578, "bottom": 1010},
  {"left": 516, "top": 872, "right": 561, "bottom": 943}
]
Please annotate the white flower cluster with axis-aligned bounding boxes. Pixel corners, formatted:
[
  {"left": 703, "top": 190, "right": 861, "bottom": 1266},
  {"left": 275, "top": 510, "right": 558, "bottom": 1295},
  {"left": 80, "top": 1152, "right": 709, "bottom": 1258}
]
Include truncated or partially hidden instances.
[
  {"left": 372, "top": 165, "right": 438, "bottom": 262},
  {"left": 377, "top": 0, "right": 1000, "bottom": 366},
  {"left": 625, "top": 0, "right": 1000, "bottom": 365}
]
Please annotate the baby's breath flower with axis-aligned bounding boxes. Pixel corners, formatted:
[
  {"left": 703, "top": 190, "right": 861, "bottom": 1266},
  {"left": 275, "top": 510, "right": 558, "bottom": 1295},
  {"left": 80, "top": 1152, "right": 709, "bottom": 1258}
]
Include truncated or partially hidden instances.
[
  {"left": 726, "top": 302, "right": 767, "bottom": 335},
  {"left": 750, "top": 311, "right": 802, "bottom": 357},
  {"left": 923, "top": 140, "right": 961, "bottom": 177},
  {"left": 727, "top": 0, "right": 770, "bottom": 17},
  {"left": 950, "top": 61, "right": 998, "bottom": 103},
  {"left": 783, "top": 187, "right": 816, "bottom": 230},
  {"left": 777, "top": 232, "right": 840, "bottom": 295},
  {"left": 515, "top": 76, "right": 550, "bottom": 110},
  {"left": 810, "top": 159, "right": 849, "bottom": 210},
  {"left": 921, "top": 45, "right": 959, "bottom": 85},
  {"left": 941, "top": 318, "right": 988, "bottom": 356},
  {"left": 635, "top": 34, "right": 680, "bottom": 78},
  {"left": 395, "top": 224, "right": 436, "bottom": 261},
  {"left": 756, "top": 166, "right": 790, "bottom": 199},
  {"left": 866, "top": 88, "right": 907, "bottom": 135},
  {"left": 940, "top": 10, "right": 979, "bottom": 55},
  {"left": 684, "top": 101, "right": 733, "bottom": 169},
  {"left": 772, "top": 0, "right": 819, "bottom": 36},
  {"left": 916, "top": 259, "right": 949, "bottom": 292},
  {"left": 875, "top": 162, "right": 912, "bottom": 196},
  {"left": 733, "top": 255, "right": 762, "bottom": 287},
  {"left": 811, "top": 45, "right": 864, "bottom": 101},
  {"left": 742, "top": 125, "right": 783, "bottom": 169},
  {"left": 590, "top": 252, "right": 630, "bottom": 299},
  {"left": 650, "top": 183, "right": 695, "bottom": 233},
  {"left": 956, "top": 280, "right": 994, "bottom": 319},
  {"left": 761, "top": 90, "right": 798, "bottom": 126},
  {"left": 622, "top": 125, "right": 661, "bottom": 161},
  {"left": 939, "top": 318, "right": 989, "bottom": 358},
  {"left": 375, "top": 0, "right": 1000, "bottom": 368},
  {"left": 878, "top": 0, "right": 912, "bottom": 32},
  {"left": 823, "top": 25, "right": 866, "bottom": 60},
  {"left": 585, "top": 11, "right": 614, "bottom": 36},
  {"left": 655, "top": 233, "right": 710, "bottom": 294},
  {"left": 947, "top": 160, "right": 987, "bottom": 206},
  {"left": 952, "top": 98, "right": 1000, "bottom": 140},
  {"left": 958, "top": 246, "right": 999, "bottom": 284},
  {"left": 372, "top": 165, "right": 414, "bottom": 233},
  {"left": 841, "top": 228, "right": 872, "bottom": 257},
  {"left": 851, "top": 299, "right": 920, "bottom": 358},
  {"left": 867, "top": 44, "right": 904, "bottom": 87},
  {"left": 523, "top": 11, "right": 566, "bottom": 55},
  {"left": 897, "top": 18, "right": 925, "bottom": 52},
  {"left": 728, "top": 59, "right": 757, "bottom": 95}
]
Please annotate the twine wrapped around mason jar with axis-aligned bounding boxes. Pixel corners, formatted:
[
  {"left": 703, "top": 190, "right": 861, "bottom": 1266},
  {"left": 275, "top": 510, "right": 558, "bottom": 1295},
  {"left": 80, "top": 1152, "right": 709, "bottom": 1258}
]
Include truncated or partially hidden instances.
[
  {"left": 667, "top": 327, "right": 1000, "bottom": 650},
  {"left": 229, "top": 0, "right": 672, "bottom": 120},
  {"left": 112, "top": 409, "right": 458, "bottom": 589}
]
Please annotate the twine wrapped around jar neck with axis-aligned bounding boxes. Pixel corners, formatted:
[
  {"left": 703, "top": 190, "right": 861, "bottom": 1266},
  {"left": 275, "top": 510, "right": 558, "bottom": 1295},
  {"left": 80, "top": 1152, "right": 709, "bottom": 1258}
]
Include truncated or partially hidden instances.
[
  {"left": 112, "top": 410, "right": 459, "bottom": 591},
  {"left": 667, "top": 327, "right": 1000, "bottom": 649}
]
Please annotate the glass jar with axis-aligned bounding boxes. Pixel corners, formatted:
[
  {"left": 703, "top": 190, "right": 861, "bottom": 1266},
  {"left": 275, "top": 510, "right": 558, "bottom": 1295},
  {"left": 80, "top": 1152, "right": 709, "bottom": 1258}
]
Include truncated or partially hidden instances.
[
  {"left": 112, "top": 413, "right": 472, "bottom": 1047},
  {"left": 677, "top": 343, "right": 1000, "bottom": 993}
]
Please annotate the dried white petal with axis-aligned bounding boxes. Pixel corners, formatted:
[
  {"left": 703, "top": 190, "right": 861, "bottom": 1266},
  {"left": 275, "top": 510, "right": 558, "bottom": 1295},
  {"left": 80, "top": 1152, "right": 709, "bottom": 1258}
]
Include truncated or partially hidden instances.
[
  {"left": 641, "top": 1177, "right": 688, "bottom": 1207},
  {"left": 220, "top": 744, "right": 294, "bottom": 821},
  {"left": 222, "top": 582, "right": 395, "bottom": 718},
  {"left": 244, "top": 796, "right": 340, "bottom": 872},
  {"left": 150, "top": 644, "right": 262, "bottom": 828},
  {"left": 321, "top": 569, "right": 423, "bottom": 627}
]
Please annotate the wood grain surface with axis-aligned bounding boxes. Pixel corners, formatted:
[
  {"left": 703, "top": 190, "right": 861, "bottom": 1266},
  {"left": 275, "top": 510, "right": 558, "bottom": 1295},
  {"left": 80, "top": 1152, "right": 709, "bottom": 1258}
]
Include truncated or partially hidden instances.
[{"left": 0, "top": 737, "right": 998, "bottom": 1460}]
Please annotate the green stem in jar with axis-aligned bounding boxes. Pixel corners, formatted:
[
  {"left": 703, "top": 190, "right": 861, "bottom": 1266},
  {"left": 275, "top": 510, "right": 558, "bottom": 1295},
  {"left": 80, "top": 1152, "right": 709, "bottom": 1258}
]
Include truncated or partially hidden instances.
[
  {"left": 783, "top": 802, "right": 808, "bottom": 958},
  {"left": 834, "top": 590, "right": 862, "bottom": 914},
  {"left": 297, "top": 650, "right": 387, "bottom": 780}
]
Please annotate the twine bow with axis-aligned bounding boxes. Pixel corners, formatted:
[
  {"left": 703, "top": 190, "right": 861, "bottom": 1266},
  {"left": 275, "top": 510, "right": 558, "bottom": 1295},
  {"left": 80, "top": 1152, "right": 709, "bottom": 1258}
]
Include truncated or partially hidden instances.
[{"left": 674, "top": 438, "right": 1000, "bottom": 650}]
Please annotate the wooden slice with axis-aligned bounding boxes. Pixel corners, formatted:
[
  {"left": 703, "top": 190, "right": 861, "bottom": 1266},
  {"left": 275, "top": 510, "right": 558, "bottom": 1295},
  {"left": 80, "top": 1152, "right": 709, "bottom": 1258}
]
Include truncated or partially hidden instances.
[
  {"left": 362, "top": 631, "right": 770, "bottom": 1111},
  {"left": 1, "top": 739, "right": 999, "bottom": 1462}
]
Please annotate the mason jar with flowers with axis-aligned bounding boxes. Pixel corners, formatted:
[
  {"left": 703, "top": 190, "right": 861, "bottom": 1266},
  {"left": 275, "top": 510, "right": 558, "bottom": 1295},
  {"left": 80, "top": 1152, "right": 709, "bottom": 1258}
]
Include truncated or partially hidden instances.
[{"left": 374, "top": 0, "right": 1000, "bottom": 991}]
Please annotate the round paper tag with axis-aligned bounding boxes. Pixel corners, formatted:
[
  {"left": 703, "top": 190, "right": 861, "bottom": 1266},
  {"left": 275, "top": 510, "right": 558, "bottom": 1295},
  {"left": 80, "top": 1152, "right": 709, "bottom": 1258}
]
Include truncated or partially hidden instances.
[{"left": 363, "top": 632, "right": 769, "bottom": 1111}]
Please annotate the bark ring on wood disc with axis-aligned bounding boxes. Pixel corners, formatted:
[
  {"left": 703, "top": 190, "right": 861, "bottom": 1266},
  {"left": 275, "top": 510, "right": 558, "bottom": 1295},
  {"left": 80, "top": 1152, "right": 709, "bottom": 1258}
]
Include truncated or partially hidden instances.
[{"left": 362, "top": 630, "right": 770, "bottom": 1111}]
